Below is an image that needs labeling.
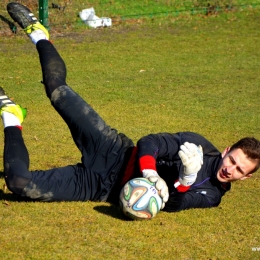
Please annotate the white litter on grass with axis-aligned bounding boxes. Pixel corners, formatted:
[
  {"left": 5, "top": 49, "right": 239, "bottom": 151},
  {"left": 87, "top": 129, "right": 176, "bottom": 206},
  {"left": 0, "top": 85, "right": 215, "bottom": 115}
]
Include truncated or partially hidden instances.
[{"left": 79, "top": 7, "right": 112, "bottom": 28}]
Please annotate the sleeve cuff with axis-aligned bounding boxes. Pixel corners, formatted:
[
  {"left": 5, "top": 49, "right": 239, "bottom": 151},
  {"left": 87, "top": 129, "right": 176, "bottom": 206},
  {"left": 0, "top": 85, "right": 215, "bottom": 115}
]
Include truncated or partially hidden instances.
[
  {"left": 174, "top": 181, "right": 191, "bottom": 192},
  {"left": 139, "top": 155, "right": 156, "bottom": 171}
]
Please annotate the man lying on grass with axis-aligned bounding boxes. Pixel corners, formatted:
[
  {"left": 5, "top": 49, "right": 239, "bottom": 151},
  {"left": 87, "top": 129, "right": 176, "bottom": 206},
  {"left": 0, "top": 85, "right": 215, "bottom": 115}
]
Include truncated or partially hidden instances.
[{"left": 1, "top": 2, "right": 260, "bottom": 213}]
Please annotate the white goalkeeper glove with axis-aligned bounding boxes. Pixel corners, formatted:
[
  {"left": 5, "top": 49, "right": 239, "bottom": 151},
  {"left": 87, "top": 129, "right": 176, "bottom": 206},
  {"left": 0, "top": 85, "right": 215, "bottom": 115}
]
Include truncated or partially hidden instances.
[
  {"left": 142, "top": 169, "right": 169, "bottom": 209},
  {"left": 178, "top": 142, "right": 203, "bottom": 186}
]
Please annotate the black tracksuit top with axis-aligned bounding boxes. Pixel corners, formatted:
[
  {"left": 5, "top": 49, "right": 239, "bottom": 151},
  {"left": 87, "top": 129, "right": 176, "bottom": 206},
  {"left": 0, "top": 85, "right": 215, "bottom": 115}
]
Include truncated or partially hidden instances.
[{"left": 136, "top": 132, "right": 231, "bottom": 212}]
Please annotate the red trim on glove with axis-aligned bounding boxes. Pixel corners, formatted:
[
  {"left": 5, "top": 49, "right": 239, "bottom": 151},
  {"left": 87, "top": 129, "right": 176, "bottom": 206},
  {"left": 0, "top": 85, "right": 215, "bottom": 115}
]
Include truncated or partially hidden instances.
[
  {"left": 139, "top": 155, "right": 156, "bottom": 171},
  {"left": 174, "top": 180, "right": 191, "bottom": 192}
]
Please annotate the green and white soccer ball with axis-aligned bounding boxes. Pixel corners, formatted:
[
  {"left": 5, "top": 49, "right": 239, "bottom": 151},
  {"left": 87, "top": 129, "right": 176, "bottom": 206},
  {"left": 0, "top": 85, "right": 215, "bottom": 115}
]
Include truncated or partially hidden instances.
[{"left": 119, "top": 177, "right": 162, "bottom": 220}]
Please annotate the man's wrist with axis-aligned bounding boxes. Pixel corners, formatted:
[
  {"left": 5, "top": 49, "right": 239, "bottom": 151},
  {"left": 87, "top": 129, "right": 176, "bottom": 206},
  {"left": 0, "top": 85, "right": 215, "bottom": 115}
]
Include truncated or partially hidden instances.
[
  {"left": 139, "top": 155, "right": 156, "bottom": 171},
  {"left": 174, "top": 181, "right": 190, "bottom": 192}
]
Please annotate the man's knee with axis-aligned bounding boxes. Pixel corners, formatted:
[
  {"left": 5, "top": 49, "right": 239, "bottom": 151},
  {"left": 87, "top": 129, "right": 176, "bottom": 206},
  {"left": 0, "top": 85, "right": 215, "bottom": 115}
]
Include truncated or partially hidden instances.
[{"left": 4, "top": 160, "right": 32, "bottom": 195}]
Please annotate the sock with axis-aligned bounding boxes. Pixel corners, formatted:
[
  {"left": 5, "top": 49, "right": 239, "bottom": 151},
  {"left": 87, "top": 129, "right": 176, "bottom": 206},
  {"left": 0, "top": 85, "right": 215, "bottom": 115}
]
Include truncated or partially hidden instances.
[
  {"left": 29, "top": 30, "right": 48, "bottom": 45},
  {"left": 2, "top": 111, "right": 21, "bottom": 129}
]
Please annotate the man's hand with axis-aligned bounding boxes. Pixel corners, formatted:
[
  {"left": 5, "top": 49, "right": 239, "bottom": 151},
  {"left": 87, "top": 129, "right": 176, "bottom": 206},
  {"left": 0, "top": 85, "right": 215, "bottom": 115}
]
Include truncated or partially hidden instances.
[
  {"left": 142, "top": 169, "right": 169, "bottom": 209},
  {"left": 178, "top": 142, "right": 203, "bottom": 186}
]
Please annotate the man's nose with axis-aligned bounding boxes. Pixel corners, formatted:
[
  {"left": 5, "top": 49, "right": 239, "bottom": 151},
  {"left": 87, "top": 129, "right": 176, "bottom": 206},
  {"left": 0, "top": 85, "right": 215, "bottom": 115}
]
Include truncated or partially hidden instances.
[{"left": 226, "top": 165, "right": 236, "bottom": 174}]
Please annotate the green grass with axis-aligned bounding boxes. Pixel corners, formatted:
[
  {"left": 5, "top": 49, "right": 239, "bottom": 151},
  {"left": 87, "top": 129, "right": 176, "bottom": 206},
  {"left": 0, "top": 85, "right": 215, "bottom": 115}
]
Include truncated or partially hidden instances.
[
  {"left": 1, "top": 0, "right": 260, "bottom": 32},
  {"left": 0, "top": 8, "right": 260, "bottom": 260}
]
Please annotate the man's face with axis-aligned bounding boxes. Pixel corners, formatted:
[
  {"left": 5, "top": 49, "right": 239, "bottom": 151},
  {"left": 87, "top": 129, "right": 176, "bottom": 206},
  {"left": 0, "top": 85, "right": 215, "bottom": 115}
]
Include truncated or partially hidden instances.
[{"left": 217, "top": 148, "right": 256, "bottom": 182}]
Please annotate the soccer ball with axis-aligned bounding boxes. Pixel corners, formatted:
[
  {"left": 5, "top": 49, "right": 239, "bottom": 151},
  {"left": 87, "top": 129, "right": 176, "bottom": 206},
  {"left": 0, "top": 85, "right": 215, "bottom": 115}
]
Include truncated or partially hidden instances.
[{"left": 119, "top": 177, "right": 162, "bottom": 220}]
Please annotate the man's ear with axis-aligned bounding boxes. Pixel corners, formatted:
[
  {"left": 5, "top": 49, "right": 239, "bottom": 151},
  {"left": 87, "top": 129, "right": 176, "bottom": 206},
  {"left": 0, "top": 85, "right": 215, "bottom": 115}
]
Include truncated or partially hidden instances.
[
  {"left": 221, "top": 147, "right": 230, "bottom": 158},
  {"left": 240, "top": 174, "right": 253, "bottom": 180}
]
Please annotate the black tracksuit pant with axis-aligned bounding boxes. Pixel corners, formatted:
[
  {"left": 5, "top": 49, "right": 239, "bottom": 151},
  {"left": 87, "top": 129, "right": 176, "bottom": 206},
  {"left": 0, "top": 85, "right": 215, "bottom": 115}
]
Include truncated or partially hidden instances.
[{"left": 4, "top": 40, "right": 134, "bottom": 201}]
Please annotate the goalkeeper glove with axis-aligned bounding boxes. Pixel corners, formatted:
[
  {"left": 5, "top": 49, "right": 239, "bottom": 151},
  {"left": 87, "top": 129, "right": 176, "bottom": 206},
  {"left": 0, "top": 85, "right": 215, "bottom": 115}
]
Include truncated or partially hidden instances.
[
  {"left": 178, "top": 142, "right": 203, "bottom": 187},
  {"left": 142, "top": 169, "right": 169, "bottom": 209}
]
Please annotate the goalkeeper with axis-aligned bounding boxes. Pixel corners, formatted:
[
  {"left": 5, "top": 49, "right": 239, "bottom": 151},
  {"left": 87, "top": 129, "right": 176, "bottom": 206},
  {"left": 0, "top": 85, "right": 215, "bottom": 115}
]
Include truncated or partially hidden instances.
[{"left": 1, "top": 2, "right": 260, "bottom": 212}]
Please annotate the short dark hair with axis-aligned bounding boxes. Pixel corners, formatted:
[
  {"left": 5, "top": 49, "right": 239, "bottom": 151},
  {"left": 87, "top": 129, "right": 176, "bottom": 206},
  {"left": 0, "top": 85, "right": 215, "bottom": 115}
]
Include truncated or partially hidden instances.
[{"left": 229, "top": 137, "right": 260, "bottom": 173}]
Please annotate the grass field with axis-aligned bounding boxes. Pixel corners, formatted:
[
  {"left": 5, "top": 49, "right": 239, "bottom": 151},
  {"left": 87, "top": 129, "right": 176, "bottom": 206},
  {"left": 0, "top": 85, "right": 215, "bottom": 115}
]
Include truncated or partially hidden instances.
[
  {"left": 1, "top": 0, "right": 260, "bottom": 32},
  {"left": 0, "top": 6, "right": 260, "bottom": 260}
]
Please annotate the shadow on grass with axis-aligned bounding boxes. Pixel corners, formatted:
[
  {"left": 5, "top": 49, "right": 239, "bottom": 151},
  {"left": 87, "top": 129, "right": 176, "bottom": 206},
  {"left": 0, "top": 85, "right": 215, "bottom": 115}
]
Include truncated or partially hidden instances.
[
  {"left": 0, "top": 15, "right": 16, "bottom": 33},
  {"left": 0, "top": 190, "right": 26, "bottom": 202},
  {"left": 94, "top": 204, "right": 132, "bottom": 221}
]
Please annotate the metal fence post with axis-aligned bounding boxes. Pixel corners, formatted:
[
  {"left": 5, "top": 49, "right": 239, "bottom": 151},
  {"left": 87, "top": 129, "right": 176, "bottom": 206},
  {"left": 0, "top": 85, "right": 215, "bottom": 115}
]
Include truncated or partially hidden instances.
[{"left": 39, "top": 0, "right": 49, "bottom": 28}]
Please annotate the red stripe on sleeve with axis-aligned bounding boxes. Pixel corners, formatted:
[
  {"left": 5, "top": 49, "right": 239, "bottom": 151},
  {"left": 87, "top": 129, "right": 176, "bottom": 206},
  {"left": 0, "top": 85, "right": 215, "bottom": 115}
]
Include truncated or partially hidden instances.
[{"left": 139, "top": 155, "right": 156, "bottom": 171}]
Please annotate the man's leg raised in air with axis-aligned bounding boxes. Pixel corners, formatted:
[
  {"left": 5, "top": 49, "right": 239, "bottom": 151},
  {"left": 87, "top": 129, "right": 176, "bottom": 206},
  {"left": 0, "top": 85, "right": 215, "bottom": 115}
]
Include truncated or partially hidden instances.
[
  {"left": 7, "top": 3, "right": 122, "bottom": 167},
  {"left": 7, "top": 3, "right": 134, "bottom": 198}
]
